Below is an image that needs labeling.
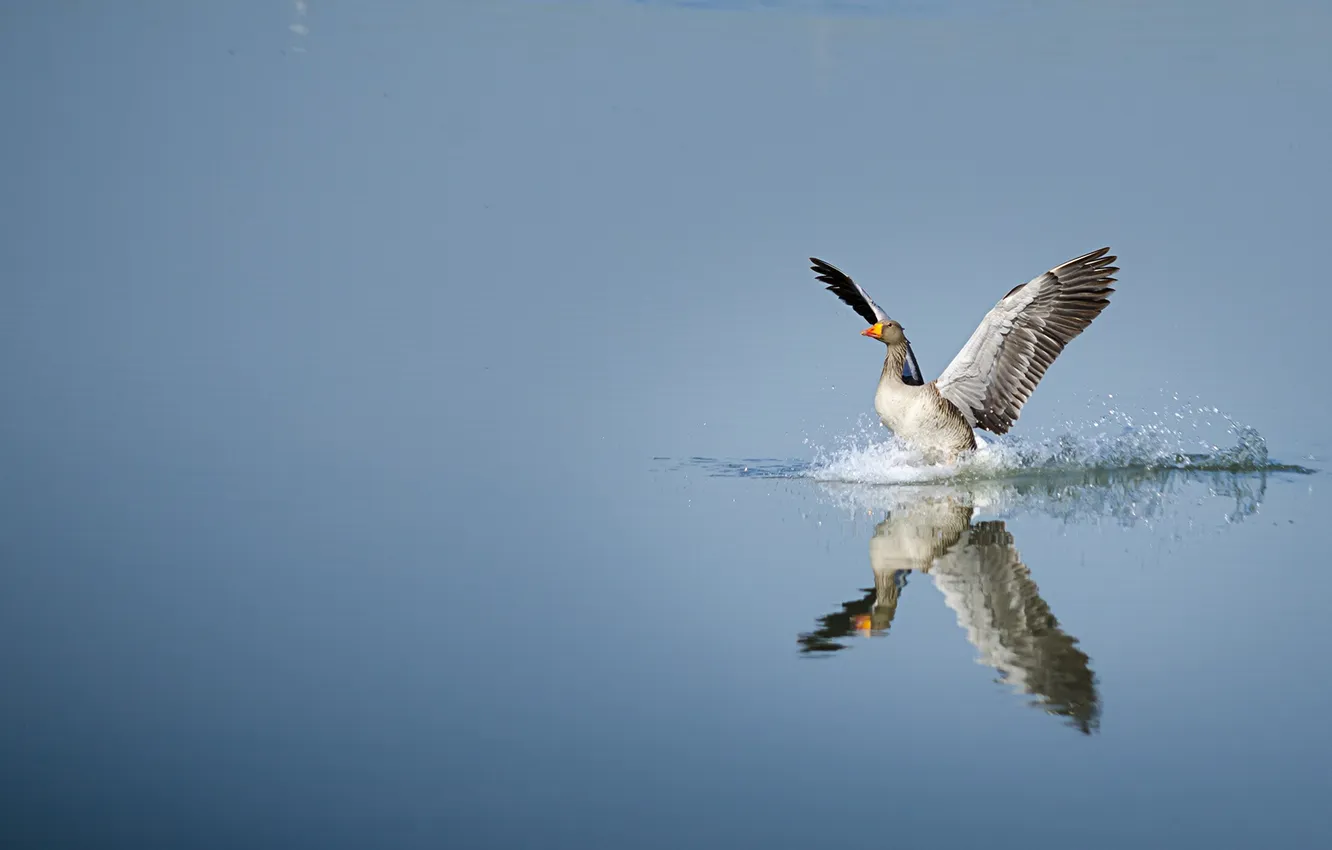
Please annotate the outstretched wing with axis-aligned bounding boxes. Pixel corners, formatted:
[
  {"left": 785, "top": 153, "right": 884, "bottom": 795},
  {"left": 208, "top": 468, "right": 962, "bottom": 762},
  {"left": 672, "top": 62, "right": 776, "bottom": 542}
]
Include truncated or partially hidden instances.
[
  {"left": 810, "top": 257, "right": 924, "bottom": 386},
  {"left": 935, "top": 248, "right": 1117, "bottom": 434}
]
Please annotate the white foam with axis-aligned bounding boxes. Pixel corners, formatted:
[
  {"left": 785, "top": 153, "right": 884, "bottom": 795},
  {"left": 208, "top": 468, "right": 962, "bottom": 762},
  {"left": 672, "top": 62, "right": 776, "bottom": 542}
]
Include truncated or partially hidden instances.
[{"left": 803, "top": 393, "right": 1274, "bottom": 487}]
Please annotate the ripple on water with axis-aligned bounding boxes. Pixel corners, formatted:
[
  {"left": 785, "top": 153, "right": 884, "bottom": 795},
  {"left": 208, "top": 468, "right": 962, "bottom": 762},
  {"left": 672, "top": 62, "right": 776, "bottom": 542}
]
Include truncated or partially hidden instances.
[{"left": 669, "top": 397, "right": 1315, "bottom": 529}]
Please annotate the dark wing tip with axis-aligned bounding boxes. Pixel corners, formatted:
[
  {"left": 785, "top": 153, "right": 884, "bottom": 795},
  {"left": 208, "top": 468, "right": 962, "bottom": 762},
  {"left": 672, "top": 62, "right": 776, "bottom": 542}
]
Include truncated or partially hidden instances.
[
  {"left": 808, "top": 257, "right": 881, "bottom": 326},
  {"left": 809, "top": 257, "right": 844, "bottom": 281},
  {"left": 1058, "top": 247, "right": 1115, "bottom": 272}
]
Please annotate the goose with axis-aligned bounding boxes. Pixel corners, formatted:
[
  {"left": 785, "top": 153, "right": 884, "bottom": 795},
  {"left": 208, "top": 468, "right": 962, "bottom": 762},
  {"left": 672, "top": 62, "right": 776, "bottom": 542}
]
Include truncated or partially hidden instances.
[{"left": 811, "top": 247, "right": 1118, "bottom": 462}]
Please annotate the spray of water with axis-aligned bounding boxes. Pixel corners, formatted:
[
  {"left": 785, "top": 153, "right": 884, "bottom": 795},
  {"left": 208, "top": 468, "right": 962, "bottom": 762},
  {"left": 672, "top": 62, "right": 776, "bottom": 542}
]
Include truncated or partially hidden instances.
[{"left": 804, "top": 391, "right": 1301, "bottom": 486}]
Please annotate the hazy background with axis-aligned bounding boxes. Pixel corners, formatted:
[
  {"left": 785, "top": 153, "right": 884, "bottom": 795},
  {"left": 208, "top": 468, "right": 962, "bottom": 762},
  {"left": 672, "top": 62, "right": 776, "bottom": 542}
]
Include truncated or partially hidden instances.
[
  {"left": 2, "top": 1, "right": 1329, "bottom": 847},
  {"left": 5, "top": 0, "right": 1331, "bottom": 475}
]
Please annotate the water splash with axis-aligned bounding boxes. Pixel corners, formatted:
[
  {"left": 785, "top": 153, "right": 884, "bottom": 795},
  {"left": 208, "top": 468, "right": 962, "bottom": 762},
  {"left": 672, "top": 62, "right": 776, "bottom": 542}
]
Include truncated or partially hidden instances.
[
  {"left": 670, "top": 396, "right": 1313, "bottom": 530},
  {"left": 810, "top": 466, "right": 1274, "bottom": 531},
  {"left": 804, "top": 395, "right": 1311, "bottom": 486}
]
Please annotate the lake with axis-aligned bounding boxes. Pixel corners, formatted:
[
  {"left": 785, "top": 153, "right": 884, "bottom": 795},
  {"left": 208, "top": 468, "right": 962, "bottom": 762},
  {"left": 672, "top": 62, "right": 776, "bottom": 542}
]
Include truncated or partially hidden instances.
[
  {"left": 4, "top": 399, "right": 1325, "bottom": 847},
  {"left": 3, "top": 1, "right": 1331, "bottom": 848}
]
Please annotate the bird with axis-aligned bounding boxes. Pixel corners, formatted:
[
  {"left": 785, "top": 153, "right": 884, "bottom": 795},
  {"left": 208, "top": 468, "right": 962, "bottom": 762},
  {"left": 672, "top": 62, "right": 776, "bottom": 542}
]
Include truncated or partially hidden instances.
[{"left": 810, "top": 247, "right": 1118, "bottom": 462}]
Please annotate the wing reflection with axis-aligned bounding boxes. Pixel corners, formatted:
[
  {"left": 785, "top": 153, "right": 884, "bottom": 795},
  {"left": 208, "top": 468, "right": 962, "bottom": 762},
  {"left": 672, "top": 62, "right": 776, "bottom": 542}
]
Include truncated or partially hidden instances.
[
  {"left": 799, "top": 492, "right": 1099, "bottom": 733},
  {"left": 931, "top": 512, "right": 1099, "bottom": 735}
]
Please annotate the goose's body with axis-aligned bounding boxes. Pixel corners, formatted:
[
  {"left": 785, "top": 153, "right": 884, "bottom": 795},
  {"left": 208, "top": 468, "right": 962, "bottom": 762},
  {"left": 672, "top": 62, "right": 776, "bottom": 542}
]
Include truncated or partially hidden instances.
[
  {"left": 811, "top": 248, "right": 1118, "bottom": 462},
  {"left": 872, "top": 348, "right": 978, "bottom": 458}
]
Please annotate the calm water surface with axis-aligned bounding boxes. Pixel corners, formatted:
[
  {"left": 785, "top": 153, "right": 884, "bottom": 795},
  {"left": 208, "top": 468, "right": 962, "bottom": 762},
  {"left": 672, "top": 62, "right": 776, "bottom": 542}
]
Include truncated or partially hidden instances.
[
  {"left": 3, "top": 433, "right": 1327, "bottom": 847},
  {"left": 5, "top": 1, "right": 1332, "bottom": 847}
]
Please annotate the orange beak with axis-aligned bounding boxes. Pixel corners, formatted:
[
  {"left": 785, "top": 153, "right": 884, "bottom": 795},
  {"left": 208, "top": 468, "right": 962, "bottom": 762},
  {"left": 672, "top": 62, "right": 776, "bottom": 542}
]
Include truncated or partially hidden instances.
[{"left": 861, "top": 323, "right": 883, "bottom": 339}]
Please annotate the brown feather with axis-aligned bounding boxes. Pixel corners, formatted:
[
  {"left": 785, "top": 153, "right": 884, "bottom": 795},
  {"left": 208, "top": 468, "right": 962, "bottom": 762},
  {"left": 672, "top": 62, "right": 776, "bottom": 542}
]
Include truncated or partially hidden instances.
[{"left": 939, "top": 248, "right": 1117, "bottom": 435}]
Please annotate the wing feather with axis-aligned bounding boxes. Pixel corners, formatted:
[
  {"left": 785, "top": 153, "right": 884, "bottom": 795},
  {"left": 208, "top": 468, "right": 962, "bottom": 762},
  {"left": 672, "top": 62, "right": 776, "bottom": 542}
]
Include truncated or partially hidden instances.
[
  {"left": 809, "top": 257, "right": 889, "bottom": 325},
  {"left": 936, "top": 248, "right": 1117, "bottom": 434}
]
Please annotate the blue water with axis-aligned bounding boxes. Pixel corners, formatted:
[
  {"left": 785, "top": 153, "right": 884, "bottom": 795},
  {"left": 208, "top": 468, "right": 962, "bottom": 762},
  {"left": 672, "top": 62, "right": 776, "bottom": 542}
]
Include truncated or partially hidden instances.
[
  {"left": 5, "top": 1, "right": 1332, "bottom": 847},
  {"left": 5, "top": 406, "right": 1326, "bottom": 847}
]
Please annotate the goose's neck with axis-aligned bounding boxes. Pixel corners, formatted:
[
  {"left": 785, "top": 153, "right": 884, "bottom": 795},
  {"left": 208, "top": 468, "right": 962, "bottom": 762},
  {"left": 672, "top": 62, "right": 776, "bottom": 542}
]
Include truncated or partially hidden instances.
[{"left": 879, "top": 343, "right": 910, "bottom": 386}]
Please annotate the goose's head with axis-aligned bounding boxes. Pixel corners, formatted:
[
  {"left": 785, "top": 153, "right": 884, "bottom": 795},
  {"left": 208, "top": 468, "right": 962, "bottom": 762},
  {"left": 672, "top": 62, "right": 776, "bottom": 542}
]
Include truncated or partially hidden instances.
[{"left": 861, "top": 320, "right": 906, "bottom": 345}]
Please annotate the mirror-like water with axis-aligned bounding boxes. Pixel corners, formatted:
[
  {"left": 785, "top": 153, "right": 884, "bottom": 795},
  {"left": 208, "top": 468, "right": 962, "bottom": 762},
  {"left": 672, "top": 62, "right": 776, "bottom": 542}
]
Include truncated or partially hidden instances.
[{"left": 5, "top": 1, "right": 1332, "bottom": 847}]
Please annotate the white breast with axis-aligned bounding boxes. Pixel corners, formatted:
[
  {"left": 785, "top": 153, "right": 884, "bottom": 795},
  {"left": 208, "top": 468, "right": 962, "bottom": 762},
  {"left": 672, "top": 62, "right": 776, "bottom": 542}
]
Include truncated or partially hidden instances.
[
  {"left": 874, "top": 382, "right": 973, "bottom": 455},
  {"left": 874, "top": 382, "right": 931, "bottom": 433}
]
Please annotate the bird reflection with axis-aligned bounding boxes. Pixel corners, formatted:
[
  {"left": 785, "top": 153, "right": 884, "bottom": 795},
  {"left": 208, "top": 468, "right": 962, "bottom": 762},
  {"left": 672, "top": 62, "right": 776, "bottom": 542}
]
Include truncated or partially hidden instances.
[{"left": 799, "top": 493, "right": 1100, "bottom": 735}]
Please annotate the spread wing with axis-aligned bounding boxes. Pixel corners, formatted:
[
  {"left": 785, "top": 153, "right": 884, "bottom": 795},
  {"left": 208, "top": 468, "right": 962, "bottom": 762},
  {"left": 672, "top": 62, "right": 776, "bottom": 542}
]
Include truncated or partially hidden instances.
[
  {"left": 935, "top": 248, "right": 1117, "bottom": 434},
  {"left": 810, "top": 257, "right": 924, "bottom": 386}
]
